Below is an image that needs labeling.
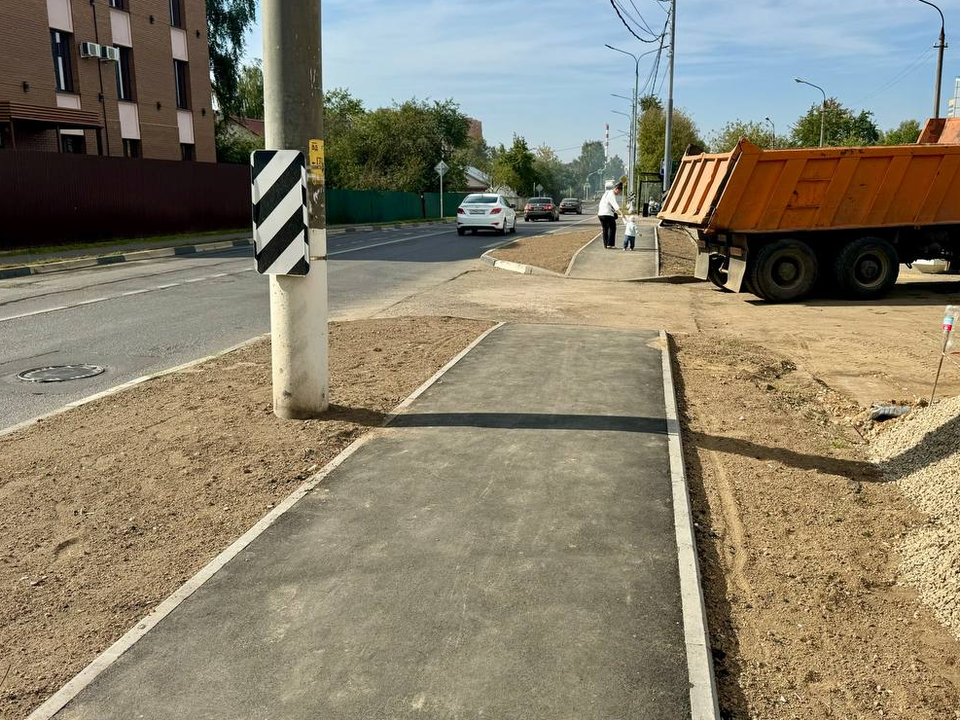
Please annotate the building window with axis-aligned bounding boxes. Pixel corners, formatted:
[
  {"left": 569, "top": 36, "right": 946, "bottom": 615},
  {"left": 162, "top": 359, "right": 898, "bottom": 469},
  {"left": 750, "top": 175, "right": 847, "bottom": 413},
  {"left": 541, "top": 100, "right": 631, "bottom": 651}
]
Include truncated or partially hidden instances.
[
  {"left": 174, "top": 60, "right": 189, "bottom": 109},
  {"left": 168, "top": 0, "right": 183, "bottom": 28},
  {"left": 123, "top": 138, "right": 140, "bottom": 158},
  {"left": 61, "top": 134, "right": 85, "bottom": 154},
  {"left": 116, "top": 47, "right": 135, "bottom": 101},
  {"left": 109, "top": 0, "right": 125, "bottom": 8},
  {"left": 51, "top": 30, "right": 74, "bottom": 93},
  {"left": 180, "top": 143, "right": 195, "bottom": 161}
]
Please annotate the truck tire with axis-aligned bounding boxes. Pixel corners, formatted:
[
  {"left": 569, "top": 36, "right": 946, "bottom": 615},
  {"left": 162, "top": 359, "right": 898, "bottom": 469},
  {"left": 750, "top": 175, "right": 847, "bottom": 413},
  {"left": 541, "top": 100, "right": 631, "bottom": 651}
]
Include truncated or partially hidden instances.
[
  {"left": 707, "top": 256, "right": 732, "bottom": 292},
  {"left": 833, "top": 237, "right": 899, "bottom": 299},
  {"left": 749, "top": 239, "right": 818, "bottom": 302}
]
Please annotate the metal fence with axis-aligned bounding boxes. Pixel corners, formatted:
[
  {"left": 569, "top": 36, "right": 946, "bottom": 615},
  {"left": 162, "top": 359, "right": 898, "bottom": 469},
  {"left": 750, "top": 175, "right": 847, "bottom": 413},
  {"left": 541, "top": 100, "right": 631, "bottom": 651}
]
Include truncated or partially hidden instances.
[
  {"left": 0, "top": 151, "right": 250, "bottom": 249},
  {"left": 0, "top": 151, "right": 473, "bottom": 250}
]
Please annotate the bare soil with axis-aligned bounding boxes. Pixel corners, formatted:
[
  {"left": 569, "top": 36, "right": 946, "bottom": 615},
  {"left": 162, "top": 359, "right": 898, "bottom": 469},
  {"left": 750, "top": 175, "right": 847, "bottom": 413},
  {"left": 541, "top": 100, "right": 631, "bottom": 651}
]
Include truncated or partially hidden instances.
[
  {"left": 488, "top": 227, "right": 600, "bottom": 274},
  {"left": 0, "top": 316, "right": 492, "bottom": 720},
  {"left": 674, "top": 333, "right": 960, "bottom": 719},
  {"left": 658, "top": 224, "right": 698, "bottom": 276}
]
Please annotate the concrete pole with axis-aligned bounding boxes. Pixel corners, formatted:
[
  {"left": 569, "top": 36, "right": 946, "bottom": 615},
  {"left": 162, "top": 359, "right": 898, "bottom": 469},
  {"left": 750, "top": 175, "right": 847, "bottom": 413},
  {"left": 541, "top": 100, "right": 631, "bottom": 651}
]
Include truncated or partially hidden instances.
[
  {"left": 663, "top": 0, "right": 677, "bottom": 195},
  {"left": 262, "top": 0, "right": 329, "bottom": 419},
  {"left": 935, "top": 24, "right": 946, "bottom": 118},
  {"left": 630, "top": 57, "right": 638, "bottom": 204}
]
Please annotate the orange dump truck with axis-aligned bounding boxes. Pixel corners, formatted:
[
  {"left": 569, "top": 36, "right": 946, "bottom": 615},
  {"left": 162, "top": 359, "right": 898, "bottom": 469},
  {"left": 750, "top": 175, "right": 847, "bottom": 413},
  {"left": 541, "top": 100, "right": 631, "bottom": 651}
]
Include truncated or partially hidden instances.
[{"left": 658, "top": 118, "right": 960, "bottom": 301}]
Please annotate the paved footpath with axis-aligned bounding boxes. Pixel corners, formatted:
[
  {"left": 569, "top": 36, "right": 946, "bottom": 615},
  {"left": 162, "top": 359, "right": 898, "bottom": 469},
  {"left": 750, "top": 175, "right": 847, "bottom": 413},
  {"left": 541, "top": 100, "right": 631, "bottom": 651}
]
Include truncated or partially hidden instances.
[
  {"left": 42, "top": 323, "right": 713, "bottom": 720},
  {"left": 568, "top": 222, "right": 657, "bottom": 279}
]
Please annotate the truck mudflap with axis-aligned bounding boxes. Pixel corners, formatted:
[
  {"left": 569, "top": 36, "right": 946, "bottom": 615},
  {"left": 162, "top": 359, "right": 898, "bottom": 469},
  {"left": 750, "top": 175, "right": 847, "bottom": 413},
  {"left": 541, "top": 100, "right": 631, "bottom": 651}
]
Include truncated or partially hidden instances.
[{"left": 694, "top": 233, "right": 747, "bottom": 292}]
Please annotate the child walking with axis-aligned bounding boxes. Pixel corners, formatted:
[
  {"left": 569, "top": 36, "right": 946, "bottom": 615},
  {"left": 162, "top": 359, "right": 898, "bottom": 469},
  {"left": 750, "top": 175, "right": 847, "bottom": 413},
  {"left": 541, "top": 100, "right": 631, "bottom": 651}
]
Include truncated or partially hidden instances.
[{"left": 623, "top": 210, "right": 638, "bottom": 251}]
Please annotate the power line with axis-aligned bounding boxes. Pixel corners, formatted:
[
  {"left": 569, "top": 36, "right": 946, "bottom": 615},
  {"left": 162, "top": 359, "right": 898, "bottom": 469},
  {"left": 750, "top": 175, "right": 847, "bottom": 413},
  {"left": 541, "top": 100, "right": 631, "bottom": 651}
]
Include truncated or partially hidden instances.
[
  {"left": 609, "top": 0, "right": 664, "bottom": 43},
  {"left": 851, "top": 46, "right": 937, "bottom": 107}
]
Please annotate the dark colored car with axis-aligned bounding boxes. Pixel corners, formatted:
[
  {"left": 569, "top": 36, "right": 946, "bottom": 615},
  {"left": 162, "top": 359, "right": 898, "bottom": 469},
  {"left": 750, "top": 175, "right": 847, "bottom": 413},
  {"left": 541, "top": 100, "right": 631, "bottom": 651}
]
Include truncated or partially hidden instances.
[
  {"left": 559, "top": 198, "right": 582, "bottom": 214},
  {"left": 524, "top": 197, "right": 559, "bottom": 222}
]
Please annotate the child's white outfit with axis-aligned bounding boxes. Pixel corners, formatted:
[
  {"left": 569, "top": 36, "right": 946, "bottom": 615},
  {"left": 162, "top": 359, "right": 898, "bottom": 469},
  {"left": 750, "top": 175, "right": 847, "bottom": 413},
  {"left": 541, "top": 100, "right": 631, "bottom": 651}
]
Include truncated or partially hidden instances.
[{"left": 623, "top": 215, "right": 638, "bottom": 250}]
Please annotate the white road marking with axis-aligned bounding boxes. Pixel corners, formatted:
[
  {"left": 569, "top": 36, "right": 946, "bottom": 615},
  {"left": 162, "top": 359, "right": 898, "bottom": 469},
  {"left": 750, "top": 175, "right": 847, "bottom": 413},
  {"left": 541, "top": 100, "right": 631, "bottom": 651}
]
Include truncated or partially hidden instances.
[
  {"left": 0, "top": 221, "right": 579, "bottom": 323},
  {"left": 0, "top": 270, "right": 254, "bottom": 323}
]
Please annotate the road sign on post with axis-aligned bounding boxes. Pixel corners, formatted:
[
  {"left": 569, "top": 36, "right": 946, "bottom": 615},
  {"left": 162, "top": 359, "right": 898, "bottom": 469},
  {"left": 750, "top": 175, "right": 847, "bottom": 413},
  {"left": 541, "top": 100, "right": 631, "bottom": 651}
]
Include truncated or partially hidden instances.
[
  {"left": 535, "top": 183, "right": 543, "bottom": 195},
  {"left": 251, "top": 150, "right": 309, "bottom": 275},
  {"left": 435, "top": 160, "right": 449, "bottom": 218}
]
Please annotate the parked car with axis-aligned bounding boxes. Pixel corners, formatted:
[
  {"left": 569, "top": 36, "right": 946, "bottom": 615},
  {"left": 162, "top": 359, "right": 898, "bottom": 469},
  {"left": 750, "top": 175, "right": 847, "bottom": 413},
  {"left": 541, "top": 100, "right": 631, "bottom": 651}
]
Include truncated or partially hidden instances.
[
  {"left": 559, "top": 198, "right": 582, "bottom": 214},
  {"left": 456, "top": 193, "right": 517, "bottom": 236},
  {"left": 524, "top": 197, "right": 559, "bottom": 222}
]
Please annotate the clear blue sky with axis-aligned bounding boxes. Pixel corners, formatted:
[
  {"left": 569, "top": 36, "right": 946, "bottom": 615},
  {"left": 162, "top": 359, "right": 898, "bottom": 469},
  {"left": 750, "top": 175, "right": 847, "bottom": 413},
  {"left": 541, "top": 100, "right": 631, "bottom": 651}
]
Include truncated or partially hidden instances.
[{"left": 244, "top": 0, "right": 960, "bottom": 161}]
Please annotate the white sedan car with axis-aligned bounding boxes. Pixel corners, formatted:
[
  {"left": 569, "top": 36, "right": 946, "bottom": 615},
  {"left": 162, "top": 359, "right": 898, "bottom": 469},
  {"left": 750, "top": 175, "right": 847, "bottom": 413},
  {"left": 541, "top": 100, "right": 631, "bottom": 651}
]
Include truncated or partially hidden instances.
[{"left": 456, "top": 194, "right": 517, "bottom": 236}]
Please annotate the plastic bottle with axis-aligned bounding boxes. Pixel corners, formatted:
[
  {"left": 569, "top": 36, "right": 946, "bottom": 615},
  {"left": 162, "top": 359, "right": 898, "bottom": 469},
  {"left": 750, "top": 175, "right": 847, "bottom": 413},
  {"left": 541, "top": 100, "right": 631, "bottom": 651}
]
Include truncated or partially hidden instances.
[{"left": 943, "top": 305, "right": 959, "bottom": 352}]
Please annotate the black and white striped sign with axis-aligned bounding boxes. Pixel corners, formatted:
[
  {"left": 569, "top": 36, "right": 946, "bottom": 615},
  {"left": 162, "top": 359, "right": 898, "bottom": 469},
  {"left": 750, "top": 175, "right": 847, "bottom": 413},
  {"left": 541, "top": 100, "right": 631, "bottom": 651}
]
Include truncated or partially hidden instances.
[{"left": 251, "top": 150, "right": 309, "bottom": 276}]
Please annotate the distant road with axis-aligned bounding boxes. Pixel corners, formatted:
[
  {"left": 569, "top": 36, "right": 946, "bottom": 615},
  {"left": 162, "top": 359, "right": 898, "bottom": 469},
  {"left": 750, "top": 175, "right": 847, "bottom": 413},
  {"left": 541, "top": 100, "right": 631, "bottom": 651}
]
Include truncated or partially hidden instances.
[{"left": 0, "top": 210, "right": 598, "bottom": 429}]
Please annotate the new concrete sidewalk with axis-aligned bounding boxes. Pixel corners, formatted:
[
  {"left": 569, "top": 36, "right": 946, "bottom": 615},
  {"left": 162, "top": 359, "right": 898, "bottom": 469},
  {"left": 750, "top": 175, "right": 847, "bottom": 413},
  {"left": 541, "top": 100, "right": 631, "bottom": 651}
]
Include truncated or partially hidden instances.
[
  {"left": 567, "top": 222, "right": 657, "bottom": 279},
  {"left": 40, "top": 324, "right": 714, "bottom": 720}
]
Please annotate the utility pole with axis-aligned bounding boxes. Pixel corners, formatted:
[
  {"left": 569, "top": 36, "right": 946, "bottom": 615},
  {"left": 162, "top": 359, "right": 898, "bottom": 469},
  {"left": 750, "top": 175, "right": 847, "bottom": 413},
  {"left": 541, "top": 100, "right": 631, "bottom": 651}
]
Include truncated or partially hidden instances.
[
  {"left": 663, "top": 0, "right": 677, "bottom": 195},
  {"left": 261, "top": 0, "right": 328, "bottom": 419},
  {"left": 917, "top": 0, "right": 947, "bottom": 118},
  {"left": 765, "top": 116, "right": 775, "bottom": 147}
]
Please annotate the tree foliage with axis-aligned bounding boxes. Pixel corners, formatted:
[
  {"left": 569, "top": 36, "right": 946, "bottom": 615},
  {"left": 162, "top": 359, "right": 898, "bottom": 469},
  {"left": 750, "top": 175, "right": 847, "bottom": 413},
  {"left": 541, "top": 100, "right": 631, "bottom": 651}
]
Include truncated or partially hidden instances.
[
  {"left": 206, "top": 0, "right": 257, "bottom": 118},
  {"left": 491, "top": 136, "right": 536, "bottom": 195},
  {"left": 789, "top": 98, "right": 880, "bottom": 147},
  {"left": 329, "top": 98, "right": 470, "bottom": 192},
  {"left": 637, "top": 102, "right": 705, "bottom": 180},
  {"left": 235, "top": 59, "right": 263, "bottom": 119},
  {"left": 709, "top": 120, "right": 776, "bottom": 153},
  {"left": 881, "top": 119, "right": 922, "bottom": 145}
]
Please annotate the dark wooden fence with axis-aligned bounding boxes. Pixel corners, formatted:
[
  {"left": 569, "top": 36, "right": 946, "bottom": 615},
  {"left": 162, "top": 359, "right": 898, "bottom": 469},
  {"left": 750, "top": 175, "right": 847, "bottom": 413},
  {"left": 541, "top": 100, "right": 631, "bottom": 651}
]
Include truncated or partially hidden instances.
[{"left": 0, "top": 151, "right": 250, "bottom": 249}]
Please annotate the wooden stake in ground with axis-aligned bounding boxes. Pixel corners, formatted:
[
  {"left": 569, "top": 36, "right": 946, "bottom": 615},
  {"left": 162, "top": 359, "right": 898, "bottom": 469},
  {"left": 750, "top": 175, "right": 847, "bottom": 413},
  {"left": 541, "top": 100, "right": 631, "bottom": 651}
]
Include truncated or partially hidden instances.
[{"left": 932, "top": 304, "right": 958, "bottom": 403}]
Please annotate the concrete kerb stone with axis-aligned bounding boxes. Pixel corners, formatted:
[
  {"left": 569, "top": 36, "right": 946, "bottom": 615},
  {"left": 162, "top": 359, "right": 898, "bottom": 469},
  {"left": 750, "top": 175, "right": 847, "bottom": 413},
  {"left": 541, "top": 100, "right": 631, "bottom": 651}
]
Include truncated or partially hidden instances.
[
  {"left": 564, "top": 232, "right": 603, "bottom": 276},
  {"left": 659, "top": 329, "right": 722, "bottom": 720},
  {"left": 654, "top": 224, "right": 662, "bottom": 277},
  {"left": 24, "top": 321, "right": 506, "bottom": 720}
]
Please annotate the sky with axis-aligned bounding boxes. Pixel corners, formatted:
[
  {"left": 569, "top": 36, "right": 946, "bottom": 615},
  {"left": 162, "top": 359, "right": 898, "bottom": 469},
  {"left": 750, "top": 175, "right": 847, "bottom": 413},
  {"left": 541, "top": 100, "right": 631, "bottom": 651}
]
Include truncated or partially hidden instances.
[{"left": 243, "top": 0, "right": 960, "bottom": 162}]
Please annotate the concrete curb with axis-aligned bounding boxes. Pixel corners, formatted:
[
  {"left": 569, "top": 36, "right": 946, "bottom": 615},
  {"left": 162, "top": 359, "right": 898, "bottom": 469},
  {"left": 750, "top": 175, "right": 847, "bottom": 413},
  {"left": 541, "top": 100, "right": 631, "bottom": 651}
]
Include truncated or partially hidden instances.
[
  {"left": 25, "top": 321, "right": 506, "bottom": 720},
  {"left": 0, "top": 221, "right": 458, "bottom": 280},
  {"left": 654, "top": 224, "right": 662, "bottom": 277},
  {"left": 659, "top": 330, "right": 722, "bottom": 720},
  {"left": 564, "top": 232, "right": 603, "bottom": 276},
  {"left": 0, "top": 335, "right": 268, "bottom": 440},
  {"left": 0, "top": 238, "right": 253, "bottom": 280}
]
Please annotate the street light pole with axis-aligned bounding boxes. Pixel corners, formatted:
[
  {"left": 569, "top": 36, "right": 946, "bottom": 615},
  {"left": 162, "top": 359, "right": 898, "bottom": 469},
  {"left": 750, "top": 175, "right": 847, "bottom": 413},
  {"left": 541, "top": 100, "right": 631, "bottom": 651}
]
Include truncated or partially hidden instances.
[
  {"left": 795, "top": 77, "right": 826, "bottom": 147},
  {"left": 262, "top": 0, "right": 328, "bottom": 419},
  {"left": 917, "top": 0, "right": 947, "bottom": 118},
  {"left": 606, "top": 45, "right": 640, "bottom": 202},
  {"left": 765, "top": 116, "right": 775, "bottom": 147},
  {"left": 663, "top": 0, "right": 677, "bottom": 195}
]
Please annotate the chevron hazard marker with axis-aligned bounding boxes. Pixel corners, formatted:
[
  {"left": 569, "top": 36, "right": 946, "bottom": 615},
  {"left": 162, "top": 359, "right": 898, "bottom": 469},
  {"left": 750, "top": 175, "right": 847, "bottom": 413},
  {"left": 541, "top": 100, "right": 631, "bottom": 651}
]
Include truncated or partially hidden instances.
[{"left": 251, "top": 150, "right": 309, "bottom": 276}]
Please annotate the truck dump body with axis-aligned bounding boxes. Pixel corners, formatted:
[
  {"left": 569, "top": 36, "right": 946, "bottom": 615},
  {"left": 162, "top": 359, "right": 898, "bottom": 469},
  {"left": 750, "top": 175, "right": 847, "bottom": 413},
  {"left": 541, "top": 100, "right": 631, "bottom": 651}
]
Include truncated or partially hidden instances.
[
  {"left": 660, "top": 139, "right": 960, "bottom": 235},
  {"left": 657, "top": 118, "right": 960, "bottom": 302}
]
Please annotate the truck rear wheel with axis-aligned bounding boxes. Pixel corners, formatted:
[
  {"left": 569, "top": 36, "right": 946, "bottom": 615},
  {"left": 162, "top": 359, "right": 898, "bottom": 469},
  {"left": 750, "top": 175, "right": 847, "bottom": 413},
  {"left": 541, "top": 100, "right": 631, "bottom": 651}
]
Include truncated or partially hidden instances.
[
  {"left": 749, "top": 239, "right": 818, "bottom": 302},
  {"left": 833, "top": 237, "right": 899, "bottom": 299},
  {"left": 707, "top": 256, "right": 732, "bottom": 292}
]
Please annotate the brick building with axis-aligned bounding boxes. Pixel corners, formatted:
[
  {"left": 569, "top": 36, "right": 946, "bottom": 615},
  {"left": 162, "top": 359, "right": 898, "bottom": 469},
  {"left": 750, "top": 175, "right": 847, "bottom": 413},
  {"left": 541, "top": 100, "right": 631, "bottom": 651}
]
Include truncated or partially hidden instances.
[{"left": 0, "top": 0, "right": 215, "bottom": 161}]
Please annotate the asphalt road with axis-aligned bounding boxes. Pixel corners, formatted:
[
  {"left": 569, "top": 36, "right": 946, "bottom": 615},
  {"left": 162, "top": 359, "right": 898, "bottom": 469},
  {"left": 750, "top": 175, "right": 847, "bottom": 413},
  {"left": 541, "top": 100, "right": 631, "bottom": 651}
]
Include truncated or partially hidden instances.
[{"left": 0, "top": 211, "right": 598, "bottom": 430}]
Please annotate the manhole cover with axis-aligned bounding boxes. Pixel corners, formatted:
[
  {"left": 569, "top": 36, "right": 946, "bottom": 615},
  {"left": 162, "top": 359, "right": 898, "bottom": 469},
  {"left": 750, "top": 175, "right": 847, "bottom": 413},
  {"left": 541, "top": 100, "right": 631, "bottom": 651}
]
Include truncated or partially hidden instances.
[{"left": 17, "top": 364, "right": 105, "bottom": 383}]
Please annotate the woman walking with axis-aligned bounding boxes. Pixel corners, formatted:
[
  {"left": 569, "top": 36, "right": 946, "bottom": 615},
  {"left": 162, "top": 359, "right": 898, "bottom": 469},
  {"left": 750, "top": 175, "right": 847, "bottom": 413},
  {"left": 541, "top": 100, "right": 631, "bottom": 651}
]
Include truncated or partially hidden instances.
[{"left": 597, "top": 183, "right": 623, "bottom": 249}]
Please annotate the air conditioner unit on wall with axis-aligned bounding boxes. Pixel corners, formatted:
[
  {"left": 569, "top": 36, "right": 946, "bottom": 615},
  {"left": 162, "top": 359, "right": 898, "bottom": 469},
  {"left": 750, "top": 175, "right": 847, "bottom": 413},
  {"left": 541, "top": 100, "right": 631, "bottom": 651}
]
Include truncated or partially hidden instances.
[
  {"left": 79, "top": 42, "right": 102, "bottom": 58},
  {"left": 100, "top": 46, "right": 120, "bottom": 62}
]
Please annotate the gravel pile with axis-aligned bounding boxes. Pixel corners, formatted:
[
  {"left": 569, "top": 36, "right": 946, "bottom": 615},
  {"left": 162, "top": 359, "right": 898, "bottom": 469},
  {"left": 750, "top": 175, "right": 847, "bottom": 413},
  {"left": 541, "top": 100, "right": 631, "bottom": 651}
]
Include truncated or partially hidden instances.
[{"left": 872, "top": 394, "right": 960, "bottom": 640}]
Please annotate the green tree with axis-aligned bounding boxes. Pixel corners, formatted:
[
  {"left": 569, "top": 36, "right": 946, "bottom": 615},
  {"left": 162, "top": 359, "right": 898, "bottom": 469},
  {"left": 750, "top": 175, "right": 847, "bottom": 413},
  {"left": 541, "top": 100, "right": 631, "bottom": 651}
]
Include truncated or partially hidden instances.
[
  {"left": 637, "top": 102, "right": 705, "bottom": 180},
  {"left": 709, "top": 119, "right": 775, "bottom": 153},
  {"left": 330, "top": 98, "right": 470, "bottom": 192},
  {"left": 206, "top": 0, "right": 257, "bottom": 118},
  {"left": 455, "top": 136, "right": 493, "bottom": 173},
  {"left": 235, "top": 59, "right": 263, "bottom": 119},
  {"left": 605, "top": 154, "right": 626, "bottom": 182},
  {"left": 491, "top": 136, "right": 536, "bottom": 195},
  {"left": 881, "top": 119, "right": 922, "bottom": 145},
  {"left": 789, "top": 99, "right": 880, "bottom": 147}
]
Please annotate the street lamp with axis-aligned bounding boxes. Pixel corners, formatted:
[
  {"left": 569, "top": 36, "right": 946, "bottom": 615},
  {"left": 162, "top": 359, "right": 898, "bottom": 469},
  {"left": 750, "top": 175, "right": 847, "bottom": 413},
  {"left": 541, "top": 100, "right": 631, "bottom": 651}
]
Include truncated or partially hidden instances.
[
  {"left": 916, "top": 0, "right": 947, "bottom": 118},
  {"left": 605, "top": 44, "right": 641, "bottom": 200},
  {"left": 795, "top": 78, "right": 826, "bottom": 147},
  {"left": 764, "top": 117, "right": 775, "bottom": 147}
]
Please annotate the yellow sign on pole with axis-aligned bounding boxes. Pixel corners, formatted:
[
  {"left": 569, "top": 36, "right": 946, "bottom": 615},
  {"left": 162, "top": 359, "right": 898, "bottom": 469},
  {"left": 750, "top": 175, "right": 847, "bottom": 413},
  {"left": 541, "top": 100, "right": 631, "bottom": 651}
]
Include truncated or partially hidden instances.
[{"left": 308, "top": 139, "right": 325, "bottom": 184}]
